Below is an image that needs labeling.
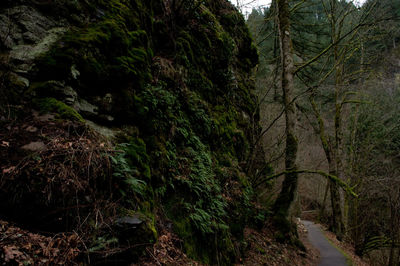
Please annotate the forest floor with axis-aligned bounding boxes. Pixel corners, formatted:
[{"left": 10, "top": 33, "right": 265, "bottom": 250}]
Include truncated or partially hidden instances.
[
  {"left": 237, "top": 221, "right": 320, "bottom": 266},
  {"left": 137, "top": 217, "right": 320, "bottom": 265},
  {"left": 1, "top": 216, "right": 370, "bottom": 266},
  {"left": 0, "top": 110, "right": 367, "bottom": 266}
]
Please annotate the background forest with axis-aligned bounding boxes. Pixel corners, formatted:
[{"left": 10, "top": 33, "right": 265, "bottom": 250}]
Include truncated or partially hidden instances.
[{"left": 245, "top": 0, "right": 400, "bottom": 265}]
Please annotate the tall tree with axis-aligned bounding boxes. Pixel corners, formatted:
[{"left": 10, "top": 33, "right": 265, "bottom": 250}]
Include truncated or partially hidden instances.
[
  {"left": 272, "top": 0, "right": 300, "bottom": 242},
  {"left": 298, "top": 0, "right": 375, "bottom": 239}
]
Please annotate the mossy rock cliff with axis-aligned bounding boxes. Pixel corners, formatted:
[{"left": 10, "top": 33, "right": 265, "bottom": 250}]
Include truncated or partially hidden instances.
[{"left": 0, "top": 0, "right": 265, "bottom": 264}]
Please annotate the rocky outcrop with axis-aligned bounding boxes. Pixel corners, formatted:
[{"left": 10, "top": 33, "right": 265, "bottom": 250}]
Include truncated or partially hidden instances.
[
  {"left": 0, "top": 0, "right": 265, "bottom": 264},
  {"left": 1, "top": 5, "right": 66, "bottom": 71}
]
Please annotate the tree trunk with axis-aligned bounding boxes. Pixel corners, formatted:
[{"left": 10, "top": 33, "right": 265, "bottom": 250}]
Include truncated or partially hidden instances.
[
  {"left": 330, "top": 0, "right": 345, "bottom": 239},
  {"left": 329, "top": 162, "right": 344, "bottom": 240},
  {"left": 272, "top": 0, "right": 299, "bottom": 242},
  {"left": 319, "top": 181, "right": 329, "bottom": 220},
  {"left": 310, "top": 91, "right": 344, "bottom": 238},
  {"left": 348, "top": 40, "right": 364, "bottom": 251}
]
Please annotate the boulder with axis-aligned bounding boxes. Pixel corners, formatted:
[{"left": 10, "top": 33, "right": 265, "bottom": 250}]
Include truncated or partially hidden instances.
[
  {"left": 0, "top": 5, "right": 66, "bottom": 70},
  {"left": 74, "top": 98, "right": 98, "bottom": 118},
  {"left": 9, "top": 27, "right": 67, "bottom": 65},
  {"left": 111, "top": 214, "right": 157, "bottom": 254}
]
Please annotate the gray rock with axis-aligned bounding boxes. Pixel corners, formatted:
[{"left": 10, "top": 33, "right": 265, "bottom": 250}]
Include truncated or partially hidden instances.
[
  {"left": 113, "top": 216, "right": 144, "bottom": 236},
  {"left": 112, "top": 214, "right": 156, "bottom": 255},
  {"left": 21, "top": 141, "right": 46, "bottom": 152},
  {"left": 35, "top": 80, "right": 79, "bottom": 105},
  {"left": 74, "top": 98, "right": 98, "bottom": 117},
  {"left": 102, "top": 93, "right": 113, "bottom": 112},
  {"left": 16, "top": 7, "right": 56, "bottom": 38},
  {"left": 241, "top": 111, "right": 250, "bottom": 123},
  {"left": 25, "top": 126, "right": 38, "bottom": 133},
  {"left": 115, "top": 216, "right": 143, "bottom": 228},
  {"left": 70, "top": 65, "right": 80, "bottom": 80},
  {"left": 0, "top": 5, "right": 69, "bottom": 80},
  {"left": 36, "top": 114, "right": 55, "bottom": 122},
  {"left": 60, "top": 86, "right": 78, "bottom": 105},
  {"left": 9, "top": 27, "right": 67, "bottom": 64},
  {"left": 0, "top": 5, "right": 58, "bottom": 50},
  {"left": 85, "top": 120, "right": 118, "bottom": 139},
  {"left": 35, "top": 80, "right": 63, "bottom": 96},
  {"left": 99, "top": 114, "right": 114, "bottom": 122},
  {"left": 94, "top": 93, "right": 114, "bottom": 113},
  {"left": 0, "top": 14, "right": 20, "bottom": 49}
]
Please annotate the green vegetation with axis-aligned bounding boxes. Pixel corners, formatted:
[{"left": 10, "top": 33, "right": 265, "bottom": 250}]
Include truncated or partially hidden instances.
[
  {"left": 110, "top": 140, "right": 149, "bottom": 197},
  {"left": 33, "top": 97, "right": 84, "bottom": 122},
  {"left": 0, "top": 0, "right": 272, "bottom": 264},
  {"left": 35, "top": 0, "right": 153, "bottom": 100},
  {"left": 6, "top": 0, "right": 399, "bottom": 264},
  {"left": 247, "top": 0, "right": 400, "bottom": 264}
]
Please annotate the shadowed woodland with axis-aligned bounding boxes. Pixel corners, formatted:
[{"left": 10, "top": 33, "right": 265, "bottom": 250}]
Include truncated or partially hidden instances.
[{"left": 0, "top": 0, "right": 399, "bottom": 265}]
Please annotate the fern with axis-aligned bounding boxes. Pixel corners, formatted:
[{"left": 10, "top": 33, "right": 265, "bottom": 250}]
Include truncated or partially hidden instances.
[{"left": 110, "top": 142, "right": 148, "bottom": 197}]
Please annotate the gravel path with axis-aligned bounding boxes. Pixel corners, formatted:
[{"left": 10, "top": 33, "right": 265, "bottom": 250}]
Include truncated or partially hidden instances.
[{"left": 302, "top": 220, "right": 348, "bottom": 266}]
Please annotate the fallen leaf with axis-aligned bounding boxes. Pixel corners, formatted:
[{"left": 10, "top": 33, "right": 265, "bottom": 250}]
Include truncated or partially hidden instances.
[
  {"left": 1, "top": 141, "right": 9, "bottom": 147},
  {"left": 2, "top": 166, "right": 16, "bottom": 174},
  {"left": 25, "top": 126, "right": 38, "bottom": 133},
  {"left": 3, "top": 246, "right": 23, "bottom": 262},
  {"left": 22, "top": 243, "right": 32, "bottom": 250}
]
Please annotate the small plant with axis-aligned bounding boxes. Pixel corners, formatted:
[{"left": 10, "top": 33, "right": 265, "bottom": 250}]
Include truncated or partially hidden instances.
[{"left": 110, "top": 142, "right": 148, "bottom": 198}]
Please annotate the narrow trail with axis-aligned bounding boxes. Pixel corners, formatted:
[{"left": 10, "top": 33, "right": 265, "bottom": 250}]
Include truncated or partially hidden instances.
[{"left": 301, "top": 220, "right": 348, "bottom": 266}]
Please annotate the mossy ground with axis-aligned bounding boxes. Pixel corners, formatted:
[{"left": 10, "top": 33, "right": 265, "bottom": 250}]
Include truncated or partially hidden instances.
[{"left": 33, "top": 97, "right": 84, "bottom": 122}]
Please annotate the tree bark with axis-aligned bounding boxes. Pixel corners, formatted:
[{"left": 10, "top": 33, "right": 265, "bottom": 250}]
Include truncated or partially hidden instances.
[
  {"left": 329, "top": 0, "right": 345, "bottom": 239},
  {"left": 310, "top": 87, "right": 343, "bottom": 239},
  {"left": 272, "top": 0, "right": 299, "bottom": 241}
]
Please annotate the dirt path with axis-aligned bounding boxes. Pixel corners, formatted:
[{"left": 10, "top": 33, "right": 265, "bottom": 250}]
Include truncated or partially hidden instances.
[{"left": 301, "top": 220, "right": 348, "bottom": 266}]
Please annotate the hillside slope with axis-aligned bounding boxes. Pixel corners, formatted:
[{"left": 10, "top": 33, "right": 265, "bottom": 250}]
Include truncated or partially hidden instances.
[{"left": 0, "top": 0, "right": 269, "bottom": 264}]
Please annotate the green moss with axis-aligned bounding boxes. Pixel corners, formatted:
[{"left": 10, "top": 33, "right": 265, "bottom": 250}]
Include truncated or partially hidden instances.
[
  {"left": 176, "top": 32, "right": 195, "bottom": 67},
  {"left": 116, "top": 46, "right": 152, "bottom": 86},
  {"left": 210, "top": 105, "right": 249, "bottom": 159},
  {"left": 33, "top": 97, "right": 84, "bottom": 122},
  {"left": 110, "top": 206, "right": 157, "bottom": 259},
  {"left": 137, "top": 201, "right": 158, "bottom": 241},
  {"left": 174, "top": 216, "right": 209, "bottom": 263},
  {"left": 187, "top": 69, "right": 214, "bottom": 100},
  {"left": 34, "top": 0, "right": 153, "bottom": 102},
  {"left": 237, "top": 81, "right": 257, "bottom": 114},
  {"left": 27, "top": 0, "right": 262, "bottom": 264},
  {"left": 219, "top": 12, "right": 244, "bottom": 34},
  {"left": 116, "top": 137, "right": 151, "bottom": 180},
  {"left": 256, "top": 246, "right": 267, "bottom": 254}
]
